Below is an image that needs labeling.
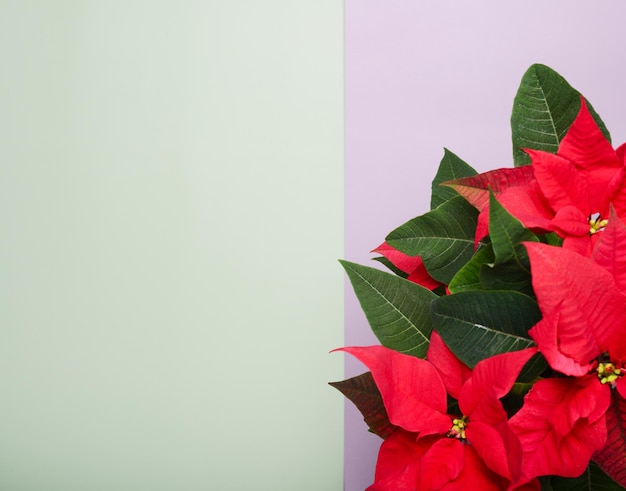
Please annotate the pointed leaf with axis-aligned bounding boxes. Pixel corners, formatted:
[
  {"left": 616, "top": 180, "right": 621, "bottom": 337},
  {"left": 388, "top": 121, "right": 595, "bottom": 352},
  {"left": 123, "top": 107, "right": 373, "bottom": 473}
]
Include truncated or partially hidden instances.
[
  {"left": 371, "top": 256, "right": 409, "bottom": 278},
  {"left": 340, "top": 260, "right": 437, "bottom": 357},
  {"left": 516, "top": 352, "right": 548, "bottom": 384},
  {"left": 538, "top": 231, "right": 563, "bottom": 247},
  {"left": 431, "top": 149, "right": 477, "bottom": 209},
  {"left": 430, "top": 291, "right": 541, "bottom": 368},
  {"left": 478, "top": 192, "right": 540, "bottom": 295},
  {"left": 480, "top": 262, "right": 535, "bottom": 297},
  {"left": 448, "top": 244, "right": 494, "bottom": 293},
  {"left": 550, "top": 461, "right": 626, "bottom": 491},
  {"left": 329, "top": 372, "right": 397, "bottom": 439},
  {"left": 489, "top": 191, "right": 539, "bottom": 266},
  {"left": 511, "top": 64, "right": 610, "bottom": 166},
  {"left": 386, "top": 196, "right": 480, "bottom": 284},
  {"left": 593, "top": 392, "right": 626, "bottom": 487}
]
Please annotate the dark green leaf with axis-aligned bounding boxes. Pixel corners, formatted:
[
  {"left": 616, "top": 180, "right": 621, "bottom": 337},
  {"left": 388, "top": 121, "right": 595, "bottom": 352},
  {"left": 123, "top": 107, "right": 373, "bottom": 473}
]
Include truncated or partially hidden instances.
[
  {"left": 511, "top": 64, "right": 610, "bottom": 166},
  {"left": 446, "top": 394, "right": 460, "bottom": 417},
  {"left": 540, "top": 477, "right": 555, "bottom": 491},
  {"left": 448, "top": 244, "right": 494, "bottom": 293},
  {"left": 386, "top": 196, "right": 480, "bottom": 284},
  {"left": 478, "top": 192, "right": 539, "bottom": 295},
  {"left": 480, "top": 261, "right": 535, "bottom": 297},
  {"left": 502, "top": 381, "right": 535, "bottom": 416},
  {"left": 340, "top": 260, "right": 437, "bottom": 357},
  {"left": 430, "top": 291, "right": 540, "bottom": 368},
  {"left": 539, "top": 231, "right": 564, "bottom": 246},
  {"left": 430, "top": 149, "right": 477, "bottom": 209},
  {"left": 329, "top": 372, "right": 396, "bottom": 439},
  {"left": 488, "top": 191, "right": 538, "bottom": 266},
  {"left": 550, "top": 461, "right": 625, "bottom": 491},
  {"left": 516, "top": 352, "right": 547, "bottom": 384},
  {"left": 371, "top": 256, "right": 409, "bottom": 279}
]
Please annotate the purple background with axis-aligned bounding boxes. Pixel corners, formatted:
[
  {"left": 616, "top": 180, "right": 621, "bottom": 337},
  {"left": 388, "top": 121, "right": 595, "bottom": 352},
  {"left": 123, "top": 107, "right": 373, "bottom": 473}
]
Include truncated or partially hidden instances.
[{"left": 345, "top": 2, "right": 626, "bottom": 489}]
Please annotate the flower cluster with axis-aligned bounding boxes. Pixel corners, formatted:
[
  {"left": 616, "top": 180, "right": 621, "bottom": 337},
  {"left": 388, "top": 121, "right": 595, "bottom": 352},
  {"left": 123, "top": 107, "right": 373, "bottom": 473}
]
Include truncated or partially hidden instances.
[{"left": 332, "top": 65, "right": 626, "bottom": 490}]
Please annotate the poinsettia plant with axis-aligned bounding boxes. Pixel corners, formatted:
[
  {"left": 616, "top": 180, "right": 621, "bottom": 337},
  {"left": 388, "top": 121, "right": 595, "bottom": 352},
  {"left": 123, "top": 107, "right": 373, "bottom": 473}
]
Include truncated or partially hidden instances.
[{"left": 331, "top": 64, "right": 626, "bottom": 490}]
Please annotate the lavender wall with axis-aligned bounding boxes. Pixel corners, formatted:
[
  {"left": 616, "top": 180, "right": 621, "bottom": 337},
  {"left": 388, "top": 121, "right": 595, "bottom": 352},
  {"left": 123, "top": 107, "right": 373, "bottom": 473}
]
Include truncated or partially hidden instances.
[{"left": 344, "top": 2, "right": 626, "bottom": 489}]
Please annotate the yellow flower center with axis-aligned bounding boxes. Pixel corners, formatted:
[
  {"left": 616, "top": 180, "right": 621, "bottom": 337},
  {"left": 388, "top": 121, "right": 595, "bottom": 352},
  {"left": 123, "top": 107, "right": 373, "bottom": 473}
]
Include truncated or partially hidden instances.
[
  {"left": 447, "top": 416, "right": 469, "bottom": 440},
  {"left": 589, "top": 212, "right": 608, "bottom": 235},
  {"left": 597, "top": 362, "right": 622, "bottom": 386}
]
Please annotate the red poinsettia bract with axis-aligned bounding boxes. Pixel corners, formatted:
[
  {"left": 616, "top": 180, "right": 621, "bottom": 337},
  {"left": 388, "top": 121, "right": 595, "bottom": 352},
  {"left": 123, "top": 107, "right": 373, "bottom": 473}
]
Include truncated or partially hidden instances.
[
  {"left": 448, "top": 99, "right": 626, "bottom": 256},
  {"left": 372, "top": 242, "right": 442, "bottom": 290},
  {"left": 337, "top": 339, "right": 538, "bottom": 490},
  {"left": 508, "top": 213, "right": 626, "bottom": 482},
  {"left": 524, "top": 210, "right": 626, "bottom": 382}
]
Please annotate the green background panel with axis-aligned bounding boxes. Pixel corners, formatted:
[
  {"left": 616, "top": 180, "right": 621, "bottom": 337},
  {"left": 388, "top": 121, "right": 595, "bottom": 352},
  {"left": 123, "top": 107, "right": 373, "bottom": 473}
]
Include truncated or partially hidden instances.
[{"left": 0, "top": 2, "right": 343, "bottom": 489}]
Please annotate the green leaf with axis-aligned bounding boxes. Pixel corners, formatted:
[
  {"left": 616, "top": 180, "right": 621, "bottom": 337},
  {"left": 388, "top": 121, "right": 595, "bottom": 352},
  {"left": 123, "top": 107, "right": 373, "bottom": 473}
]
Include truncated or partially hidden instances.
[
  {"left": 502, "top": 381, "right": 535, "bottom": 415},
  {"left": 329, "top": 372, "right": 397, "bottom": 440},
  {"left": 478, "top": 192, "right": 539, "bottom": 296},
  {"left": 511, "top": 63, "right": 610, "bottom": 166},
  {"left": 448, "top": 244, "right": 494, "bottom": 293},
  {"left": 480, "top": 192, "right": 539, "bottom": 296},
  {"left": 480, "top": 261, "right": 535, "bottom": 297},
  {"left": 550, "top": 461, "right": 625, "bottom": 491},
  {"left": 516, "top": 352, "right": 547, "bottom": 384},
  {"left": 371, "top": 256, "right": 409, "bottom": 279},
  {"left": 430, "top": 290, "right": 541, "bottom": 368},
  {"left": 430, "top": 149, "right": 477, "bottom": 209},
  {"left": 539, "top": 231, "right": 564, "bottom": 247},
  {"left": 488, "top": 191, "right": 539, "bottom": 265},
  {"left": 386, "top": 196, "right": 480, "bottom": 284},
  {"left": 340, "top": 260, "right": 437, "bottom": 357},
  {"left": 540, "top": 476, "right": 555, "bottom": 491}
]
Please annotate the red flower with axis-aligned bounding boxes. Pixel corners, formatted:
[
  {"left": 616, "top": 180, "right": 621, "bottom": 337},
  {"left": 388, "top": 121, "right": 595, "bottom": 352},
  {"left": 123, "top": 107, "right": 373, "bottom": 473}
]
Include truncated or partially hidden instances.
[
  {"left": 507, "top": 214, "right": 626, "bottom": 479},
  {"left": 337, "top": 339, "right": 537, "bottom": 490},
  {"left": 524, "top": 210, "right": 626, "bottom": 381},
  {"left": 509, "top": 375, "right": 609, "bottom": 479},
  {"left": 448, "top": 99, "right": 626, "bottom": 256},
  {"left": 372, "top": 242, "right": 442, "bottom": 290}
]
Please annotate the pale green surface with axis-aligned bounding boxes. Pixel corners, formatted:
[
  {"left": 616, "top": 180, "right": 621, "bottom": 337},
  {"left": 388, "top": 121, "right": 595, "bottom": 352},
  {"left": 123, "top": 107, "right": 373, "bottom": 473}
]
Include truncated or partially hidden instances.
[{"left": 0, "top": 2, "right": 343, "bottom": 489}]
